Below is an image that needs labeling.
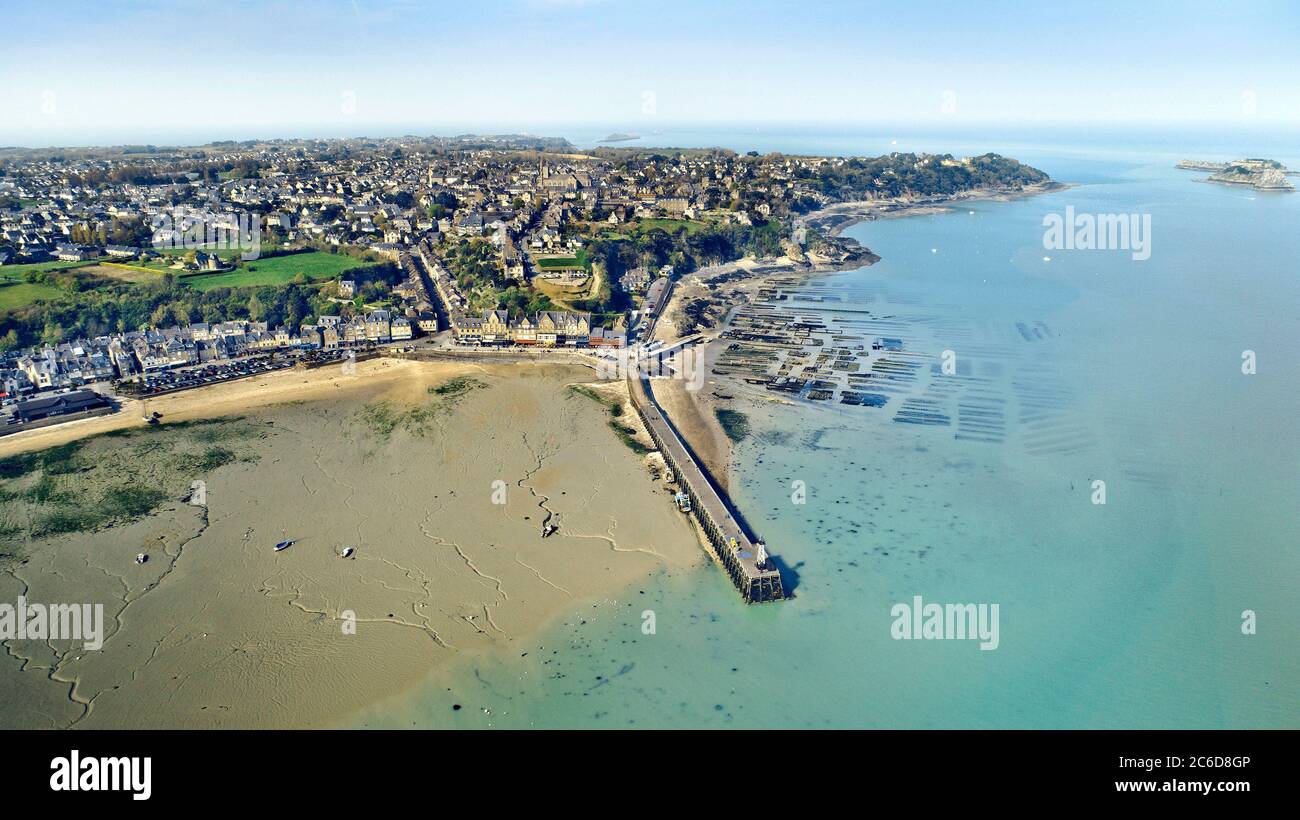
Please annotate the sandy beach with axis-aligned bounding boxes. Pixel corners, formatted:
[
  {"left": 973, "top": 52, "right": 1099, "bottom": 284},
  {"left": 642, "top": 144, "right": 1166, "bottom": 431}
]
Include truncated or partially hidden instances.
[
  {"left": 0, "top": 357, "right": 437, "bottom": 457},
  {"left": 0, "top": 358, "right": 704, "bottom": 728}
]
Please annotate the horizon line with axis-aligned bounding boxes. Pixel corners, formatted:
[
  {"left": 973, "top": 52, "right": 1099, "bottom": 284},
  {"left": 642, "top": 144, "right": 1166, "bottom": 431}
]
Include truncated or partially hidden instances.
[{"left": 6, "top": 117, "right": 1300, "bottom": 152}]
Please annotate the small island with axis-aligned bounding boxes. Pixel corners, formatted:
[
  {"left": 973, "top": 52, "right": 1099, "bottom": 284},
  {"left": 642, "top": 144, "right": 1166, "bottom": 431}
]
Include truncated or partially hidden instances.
[
  {"left": 599, "top": 132, "right": 640, "bottom": 143},
  {"left": 1177, "top": 158, "right": 1295, "bottom": 191}
]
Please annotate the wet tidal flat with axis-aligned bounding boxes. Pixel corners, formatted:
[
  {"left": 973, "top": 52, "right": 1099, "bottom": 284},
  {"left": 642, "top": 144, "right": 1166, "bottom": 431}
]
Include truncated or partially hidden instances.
[{"left": 0, "top": 363, "right": 702, "bottom": 728}]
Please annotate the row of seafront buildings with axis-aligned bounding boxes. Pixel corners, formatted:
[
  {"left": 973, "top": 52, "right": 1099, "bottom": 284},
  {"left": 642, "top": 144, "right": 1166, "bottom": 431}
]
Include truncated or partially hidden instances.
[
  {"left": 413, "top": 238, "right": 624, "bottom": 349},
  {"left": 0, "top": 311, "right": 416, "bottom": 400},
  {"left": 302, "top": 310, "right": 413, "bottom": 349},
  {"left": 451, "top": 308, "right": 621, "bottom": 348}
]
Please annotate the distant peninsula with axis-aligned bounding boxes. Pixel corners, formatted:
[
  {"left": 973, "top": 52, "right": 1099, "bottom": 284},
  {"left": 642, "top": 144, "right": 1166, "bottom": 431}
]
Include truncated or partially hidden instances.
[{"left": 1177, "top": 158, "right": 1295, "bottom": 191}]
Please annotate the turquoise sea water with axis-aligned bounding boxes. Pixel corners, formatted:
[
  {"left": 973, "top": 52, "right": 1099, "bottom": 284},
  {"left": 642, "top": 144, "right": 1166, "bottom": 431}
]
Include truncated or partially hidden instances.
[{"left": 356, "top": 133, "right": 1299, "bottom": 728}]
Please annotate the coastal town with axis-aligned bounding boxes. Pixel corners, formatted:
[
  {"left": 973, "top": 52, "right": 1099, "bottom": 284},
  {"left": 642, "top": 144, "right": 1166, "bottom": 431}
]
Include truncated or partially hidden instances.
[
  {"left": 0, "top": 135, "right": 1060, "bottom": 616},
  {"left": 1, "top": 0, "right": 1293, "bottom": 778},
  {"left": 0, "top": 134, "right": 1049, "bottom": 430}
]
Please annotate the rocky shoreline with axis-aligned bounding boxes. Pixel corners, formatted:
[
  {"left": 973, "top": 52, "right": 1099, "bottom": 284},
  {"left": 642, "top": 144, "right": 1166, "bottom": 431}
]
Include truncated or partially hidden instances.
[
  {"left": 1177, "top": 158, "right": 1295, "bottom": 192},
  {"left": 802, "top": 180, "right": 1068, "bottom": 237}
]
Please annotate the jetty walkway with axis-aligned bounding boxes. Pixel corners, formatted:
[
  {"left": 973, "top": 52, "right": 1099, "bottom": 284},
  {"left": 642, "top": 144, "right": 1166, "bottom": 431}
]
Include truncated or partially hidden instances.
[{"left": 628, "top": 374, "right": 785, "bottom": 603}]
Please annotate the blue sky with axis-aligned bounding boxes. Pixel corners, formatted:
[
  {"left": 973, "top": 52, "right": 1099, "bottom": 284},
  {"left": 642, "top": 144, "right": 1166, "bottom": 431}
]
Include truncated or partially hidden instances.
[{"left": 2, "top": 0, "right": 1298, "bottom": 145}]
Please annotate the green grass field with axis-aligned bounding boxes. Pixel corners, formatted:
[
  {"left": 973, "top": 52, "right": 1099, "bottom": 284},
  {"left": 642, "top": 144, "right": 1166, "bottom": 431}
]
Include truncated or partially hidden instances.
[
  {"left": 0, "top": 259, "right": 102, "bottom": 310},
  {"left": 0, "top": 258, "right": 102, "bottom": 277},
  {"left": 179, "top": 251, "right": 376, "bottom": 291},
  {"left": 0, "top": 249, "right": 380, "bottom": 309},
  {"left": 0, "top": 281, "right": 65, "bottom": 310},
  {"left": 535, "top": 249, "right": 591, "bottom": 271}
]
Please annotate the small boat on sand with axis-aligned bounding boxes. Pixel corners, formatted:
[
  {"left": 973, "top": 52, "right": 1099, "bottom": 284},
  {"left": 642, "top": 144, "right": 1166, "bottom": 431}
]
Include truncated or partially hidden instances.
[
  {"left": 135, "top": 553, "right": 148, "bottom": 564},
  {"left": 340, "top": 547, "right": 355, "bottom": 558},
  {"left": 274, "top": 540, "right": 294, "bottom": 552}
]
